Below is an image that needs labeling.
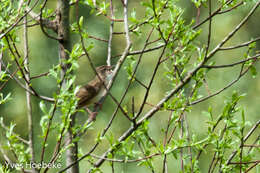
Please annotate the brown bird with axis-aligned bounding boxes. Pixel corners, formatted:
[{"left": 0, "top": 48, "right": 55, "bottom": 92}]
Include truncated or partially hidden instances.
[{"left": 76, "top": 65, "right": 113, "bottom": 120}]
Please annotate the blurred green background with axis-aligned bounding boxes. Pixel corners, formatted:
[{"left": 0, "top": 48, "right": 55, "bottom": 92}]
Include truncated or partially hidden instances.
[{"left": 0, "top": 0, "right": 260, "bottom": 172}]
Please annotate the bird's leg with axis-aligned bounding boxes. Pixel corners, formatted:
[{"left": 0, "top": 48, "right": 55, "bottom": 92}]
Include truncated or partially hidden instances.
[
  {"left": 94, "top": 97, "right": 105, "bottom": 111},
  {"left": 85, "top": 107, "right": 98, "bottom": 122}
]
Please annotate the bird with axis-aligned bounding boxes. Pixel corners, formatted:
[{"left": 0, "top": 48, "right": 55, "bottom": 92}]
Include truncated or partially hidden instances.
[{"left": 76, "top": 65, "right": 114, "bottom": 120}]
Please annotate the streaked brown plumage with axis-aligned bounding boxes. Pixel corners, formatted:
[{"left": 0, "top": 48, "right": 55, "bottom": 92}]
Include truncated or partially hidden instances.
[{"left": 76, "top": 65, "right": 113, "bottom": 108}]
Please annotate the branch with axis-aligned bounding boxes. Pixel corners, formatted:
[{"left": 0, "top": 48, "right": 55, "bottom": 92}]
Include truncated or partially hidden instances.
[
  {"left": 87, "top": 3, "right": 179, "bottom": 170},
  {"left": 88, "top": 35, "right": 108, "bottom": 43},
  {"left": 89, "top": 153, "right": 160, "bottom": 163},
  {"left": 58, "top": 0, "right": 132, "bottom": 171},
  {"left": 40, "top": 101, "right": 58, "bottom": 167},
  {"left": 0, "top": 0, "right": 41, "bottom": 39},
  {"left": 77, "top": 2, "right": 131, "bottom": 124},
  {"left": 205, "top": 0, "right": 212, "bottom": 56},
  {"left": 0, "top": 119, "right": 29, "bottom": 145},
  {"left": 26, "top": 7, "right": 58, "bottom": 32},
  {"left": 190, "top": 61, "right": 251, "bottom": 105},
  {"left": 38, "top": 0, "right": 61, "bottom": 41},
  {"left": 54, "top": 0, "right": 78, "bottom": 172},
  {"left": 193, "top": 0, "right": 233, "bottom": 29},
  {"left": 112, "top": 44, "right": 164, "bottom": 58},
  {"left": 23, "top": 5, "right": 37, "bottom": 173},
  {"left": 218, "top": 1, "right": 244, "bottom": 15},
  {"left": 91, "top": 0, "right": 133, "bottom": 120},
  {"left": 106, "top": 0, "right": 114, "bottom": 66},
  {"left": 219, "top": 36, "right": 260, "bottom": 50},
  {"left": 0, "top": 59, "right": 54, "bottom": 102},
  {"left": 206, "top": 0, "right": 260, "bottom": 59},
  {"left": 202, "top": 54, "right": 260, "bottom": 69},
  {"left": 227, "top": 120, "right": 260, "bottom": 164},
  {"left": 30, "top": 72, "right": 49, "bottom": 79}
]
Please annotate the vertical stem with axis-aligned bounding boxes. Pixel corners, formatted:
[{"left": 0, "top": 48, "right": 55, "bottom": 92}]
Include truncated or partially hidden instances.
[
  {"left": 57, "top": 0, "right": 78, "bottom": 173},
  {"left": 180, "top": 116, "right": 184, "bottom": 171},
  {"left": 106, "top": 0, "right": 114, "bottom": 66},
  {"left": 24, "top": 6, "right": 37, "bottom": 173},
  {"left": 57, "top": 0, "right": 71, "bottom": 81}
]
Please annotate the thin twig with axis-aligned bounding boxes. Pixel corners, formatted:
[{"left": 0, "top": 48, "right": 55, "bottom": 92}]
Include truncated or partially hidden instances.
[
  {"left": 30, "top": 72, "right": 49, "bottom": 79},
  {"left": 90, "top": 153, "right": 160, "bottom": 163},
  {"left": 88, "top": 35, "right": 108, "bottom": 43},
  {"left": 190, "top": 62, "right": 254, "bottom": 105},
  {"left": 202, "top": 54, "right": 260, "bottom": 69},
  {"left": 218, "top": 1, "right": 244, "bottom": 14},
  {"left": 193, "top": 0, "right": 232, "bottom": 29},
  {"left": 205, "top": 0, "right": 212, "bottom": 56},
  {"left": 219, "top": 36, "right": 260, "bottom": 50},
  {"left": 23, "top": 5, "right": 37, "bottom": 172},
  {"left": 245, "top": 160, "right": 260, "bottom": 172},
  {"left": 112, "top": 44, "right": 164, "bottom": 59},
  {"left": 107, "top": 0, "right": 114, "bottom": 66}
]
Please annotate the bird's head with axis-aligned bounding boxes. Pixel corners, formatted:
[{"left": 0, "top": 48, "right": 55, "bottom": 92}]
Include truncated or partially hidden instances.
[{"left": 96, "top": 65, "right": 114, "bottom": 83}]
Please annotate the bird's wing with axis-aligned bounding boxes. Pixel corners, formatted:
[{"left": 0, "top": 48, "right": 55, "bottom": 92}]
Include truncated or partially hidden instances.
[{"left": 76, "top": 84, "right": 97, "bottom": 108}]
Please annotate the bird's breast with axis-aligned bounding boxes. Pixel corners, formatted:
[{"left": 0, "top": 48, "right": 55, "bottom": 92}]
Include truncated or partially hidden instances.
[{"left": 88, "top": 86, "right": 106, "bottom": 104}]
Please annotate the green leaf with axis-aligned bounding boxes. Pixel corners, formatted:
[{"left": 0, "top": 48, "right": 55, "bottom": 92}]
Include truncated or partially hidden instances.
[
  {"left": 39, "top": 101, "right": 48, "bottom": 114},
  {"left": 249, "top": 65, "right": 257, "bottom": 78},
  {"left": 79, "top": 16, "right": 84, "bottom": 28},
  {"left": 0, "top": 93, "right": 11, "bottom": 104},
  {"left": 241, "top": 109, "right": 245, "bottom": 127}
]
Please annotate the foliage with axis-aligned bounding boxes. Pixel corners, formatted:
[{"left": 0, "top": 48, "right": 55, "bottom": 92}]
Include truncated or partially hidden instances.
[{"left": 0, "top": 0, "right": 259, "bottom": 172}]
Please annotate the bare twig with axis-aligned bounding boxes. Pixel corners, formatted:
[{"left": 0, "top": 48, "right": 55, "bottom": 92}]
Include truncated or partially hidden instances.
[
  {"left": 30, "top": 72, "right": 49, "bottom": 79},
  {"left": 219, "top": 36, "right": 260, "bottom": 50},
  {"left": 205, "top": 0, "right": 212, "bottom": 56},
  {"left": 107, "top": 0, "right": 114, "bottom": 66},
  {"left": 245, "top": 160, "right": 260, "bottom": 172},
  {"left": 218, "top": 1, "right": 244, "bottom": 14},
  {"left": 88, "top": 35, "right": 108, "bottom": 43},
  {"left": 23, "top": 5, "right": 37, "bottom": 173},
  {"left": 112, "top": 44, "right": 164, "bottom": 58},
  {"left": 195, "top": 6, "right": 201, "bottom": 25},
  {"left": 202, "top": 54, "right": 260, "bottom": 69}
]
